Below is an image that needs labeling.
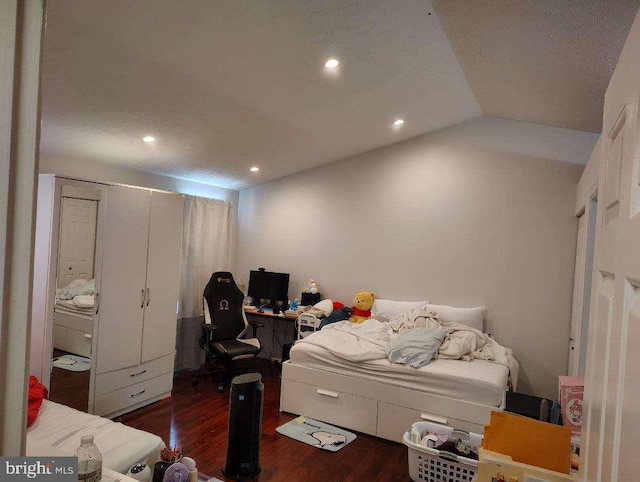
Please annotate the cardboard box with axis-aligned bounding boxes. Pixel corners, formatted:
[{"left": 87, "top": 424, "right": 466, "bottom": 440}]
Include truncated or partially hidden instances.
[
  {"left": 478, "top": 449, "right": 578, "bottom": 482},
  {"left": 559, "top": 376, "right": 584, "bottom": 434}
]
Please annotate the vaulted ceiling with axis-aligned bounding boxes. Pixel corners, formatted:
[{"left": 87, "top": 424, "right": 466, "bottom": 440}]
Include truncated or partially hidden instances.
[
  {"left": 40, "top": 0, "right": 639, "bottom": 190},
  {"left": 432, "top": 0, "right": 640, "bottom": 133}
]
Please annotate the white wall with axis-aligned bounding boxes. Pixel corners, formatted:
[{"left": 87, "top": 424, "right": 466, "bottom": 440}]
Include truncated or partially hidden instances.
[
  {"left": 237, "top": 116, "right": 598, "bottom": 399},
  {"left": 39, "top": 154, "right": 239, "bottom": 204},
  {"left": 39, "top": 154, "right": 240, "bottom": 276}
]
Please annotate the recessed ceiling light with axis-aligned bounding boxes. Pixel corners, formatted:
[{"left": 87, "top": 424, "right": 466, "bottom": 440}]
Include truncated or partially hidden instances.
[
  {"left": 143, "top": 136, "right": 155, "bottom": 142},
  {"left": 393, "top": 119, "right": 405, "bottom": 127},
  {"left": 324, "top": 58, "right": 340, "bottom": 69},
  {"left": 250, "top": 166, "right": 259, "bottom": 172}
]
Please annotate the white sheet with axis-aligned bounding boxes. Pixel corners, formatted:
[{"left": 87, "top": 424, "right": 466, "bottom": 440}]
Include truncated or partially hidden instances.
[
  {"left": 55, "top": 298, "right": 94, "bottom": 312},
  {"left": 290, "top": 342, "right": 509, "bottom": 407},
  {"left": 27, "top": 400, "right": 164, "bottom": 474},
  {"left": 54, "top": 305, "right": 93, "bottom": 321}
]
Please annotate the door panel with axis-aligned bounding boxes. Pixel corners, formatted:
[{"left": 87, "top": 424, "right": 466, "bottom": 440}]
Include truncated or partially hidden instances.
[
  {"left": 141, "top": 192, "right": 183, "bottom": 362},
  {"left": 617, "top": 281, "right": 640, "bottom": 481},
  {"left": 600, "top": 275, "right": 624, "bottom": 482},
  {"left": 603, "top": 110, "right": 625, "bottom": 226},
  {"left": 96, "top": 186, "right": 150, "bottom": 374},
  {"left": 57, "top": 197, "right": 97, "bottom": 287},
  {"left": 584, "top": 274, "right": 614, "bottom": 481}
]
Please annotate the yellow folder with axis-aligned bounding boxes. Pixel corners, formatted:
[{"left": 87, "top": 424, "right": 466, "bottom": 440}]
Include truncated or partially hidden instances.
[{"left": 482, "top": 411, "right": 572, "bottom": 474}]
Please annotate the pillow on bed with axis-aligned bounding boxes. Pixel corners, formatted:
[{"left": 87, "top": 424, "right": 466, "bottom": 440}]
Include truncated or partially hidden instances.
[
  {"left": 313, "top": 299, "right": 333, "bottom": 317},
  {"left": 371, "top": 299, "right": 429, "bottom": 322},
  {"left": 387, "top": 328, "right": 448, "bottom": 368},
  {"left": 423, "top": 303, "right": 486, "bottom": 331}
]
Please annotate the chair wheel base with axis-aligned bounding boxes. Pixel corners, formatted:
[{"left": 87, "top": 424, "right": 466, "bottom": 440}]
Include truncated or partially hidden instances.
[
  {"left": 218, "top": 384, "right": 225, "bottom": 392},
  {"left": 192, "top": 377, "right": 200, "bottom": 386}
]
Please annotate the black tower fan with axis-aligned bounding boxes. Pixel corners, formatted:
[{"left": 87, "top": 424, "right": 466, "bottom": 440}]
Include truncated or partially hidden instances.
[{"left": 223, "top": 373, "right": 264, "bottom": 480}]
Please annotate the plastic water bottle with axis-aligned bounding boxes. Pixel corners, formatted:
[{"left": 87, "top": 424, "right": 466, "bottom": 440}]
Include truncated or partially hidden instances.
[
  {"left": 290, "top": 298, "right": 299, "bottom": 311},
  {"left": 75, "top": 435, "right": 102, "bottom": 482}
]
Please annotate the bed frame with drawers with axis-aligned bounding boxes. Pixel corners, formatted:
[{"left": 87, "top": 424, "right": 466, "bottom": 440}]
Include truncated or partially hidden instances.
[{"left": 280, "top": 360, "right": 504, "bottom": 442}]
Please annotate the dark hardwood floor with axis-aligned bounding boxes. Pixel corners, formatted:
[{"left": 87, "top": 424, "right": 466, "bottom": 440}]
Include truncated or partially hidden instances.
[
  {"left": 118, "top": 360, "right": 411, "bottom": 481},
  {"left": 49, "top": 349, "right": 90, "bottom": 412}
]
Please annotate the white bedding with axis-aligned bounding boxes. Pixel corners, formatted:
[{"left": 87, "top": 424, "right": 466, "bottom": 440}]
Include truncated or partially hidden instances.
[
  {"left": 54, "top": 297, "right": 94, "bottom": 321},
  {"left": 290, "top": 342, "right": 508, "bottom": 407},
  {"left": 55, "top": 297, "right": 94, "bottom": 311},
  {"left": 27, "top": 400, "right": 164, "bottom": 474},
  {"left": 54, "top": 305, "right": 93, "bottom": 321}
]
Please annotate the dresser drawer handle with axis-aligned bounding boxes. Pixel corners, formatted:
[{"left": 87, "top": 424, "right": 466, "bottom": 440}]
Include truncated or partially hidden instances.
[
  {"left": 129, "top": 369, "right": 147, "bottom": 377},
  {"left": 129, "top": 389, "right": 146, "bottom": 398},
  {"left": 84, "top": 334, "right": 92, "bottom": 339},
  {"left": 316, "top": 389, "right": 339, "bottom": 398},
  {"left": 420, "top": 413, "right": 448, "bottom": 425}
]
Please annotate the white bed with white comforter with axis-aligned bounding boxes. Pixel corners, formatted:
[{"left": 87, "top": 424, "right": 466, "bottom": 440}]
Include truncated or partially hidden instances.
[
  {"left": 53, "top": 279, "right": 96, "bottom": 357},
  {"left": 27, "top": 399, "right": 164, "bottom": 474},
  {"left": 280, "top": 310, "right": 518, "bottom": 442}
]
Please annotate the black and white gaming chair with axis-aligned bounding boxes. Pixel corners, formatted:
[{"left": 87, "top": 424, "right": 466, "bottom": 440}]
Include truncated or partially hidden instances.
[{"left": 191, "top": 272, "right": 263, "bottom": 391}]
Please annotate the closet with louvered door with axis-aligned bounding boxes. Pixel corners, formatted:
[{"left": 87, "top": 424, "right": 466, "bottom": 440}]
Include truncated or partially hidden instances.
[{"left": 92, "top": 186, "right": 183, "bottom": 417}]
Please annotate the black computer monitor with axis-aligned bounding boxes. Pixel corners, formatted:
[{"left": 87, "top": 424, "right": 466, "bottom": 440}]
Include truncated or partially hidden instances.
[{"left": 247, "top": 270, "right": 290, "bottom": 306}]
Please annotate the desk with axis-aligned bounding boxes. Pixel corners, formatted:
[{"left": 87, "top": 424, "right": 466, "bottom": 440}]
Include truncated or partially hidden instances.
[
  {"left": 244, "top": 306, "right": 299, "bottom": 321},
  {"left": 244, "top": 307, "right": 298, "bottom": 360}
]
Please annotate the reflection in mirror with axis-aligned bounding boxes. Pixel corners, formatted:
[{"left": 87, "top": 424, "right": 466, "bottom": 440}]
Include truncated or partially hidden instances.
[{"left": 49, "top": 196, "right": 98, "bottom": 412}]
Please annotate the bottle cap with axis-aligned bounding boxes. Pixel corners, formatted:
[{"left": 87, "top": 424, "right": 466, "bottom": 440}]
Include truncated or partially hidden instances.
[{"left": 80, "top": 435, "right": 94, "bottom": 444}]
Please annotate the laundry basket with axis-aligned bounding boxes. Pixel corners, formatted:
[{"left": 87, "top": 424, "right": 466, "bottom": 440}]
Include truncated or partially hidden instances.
[{"left": 403, "top": 421, "right": 482, "bottom": 482}]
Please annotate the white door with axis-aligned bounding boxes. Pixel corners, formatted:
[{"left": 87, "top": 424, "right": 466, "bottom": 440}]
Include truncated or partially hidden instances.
[
  {"left": 95, "top": 186, "right": 150, "bottom": 374},
  {"left": 57, "top": 197, "right": 98, "bottom": 288},
  {"left": 141, "top": 191, "right": 184, "bottom": 362},
  {"left": 581, "top": 10, "right": 640, "bottom": 481},
  {"left": 568, "top": 214, "right": 586, "bottom": 376}
]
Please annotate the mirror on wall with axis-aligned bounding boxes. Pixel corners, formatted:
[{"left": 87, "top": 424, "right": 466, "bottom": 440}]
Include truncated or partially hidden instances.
[{"left": 49, "top": 195, "right": 98, "bottom": 412}]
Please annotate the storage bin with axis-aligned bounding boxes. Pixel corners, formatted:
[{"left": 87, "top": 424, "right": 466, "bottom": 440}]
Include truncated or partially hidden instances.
[{"left": 403, "top": 421, "right": 483, "bottom": 482}]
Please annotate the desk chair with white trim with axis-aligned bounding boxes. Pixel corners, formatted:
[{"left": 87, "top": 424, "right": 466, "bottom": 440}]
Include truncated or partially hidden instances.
[{"left": 191, "top": 272, "right": 263, "bottom": 391}]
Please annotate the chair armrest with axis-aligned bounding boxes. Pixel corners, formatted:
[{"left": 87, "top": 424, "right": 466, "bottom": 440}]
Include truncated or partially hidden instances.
[
  {"left": 201, "top": 323, "right": 219, "bottom": 356},
  {"left": 248, "top": 320, "right": 264, "bottom": 338}
]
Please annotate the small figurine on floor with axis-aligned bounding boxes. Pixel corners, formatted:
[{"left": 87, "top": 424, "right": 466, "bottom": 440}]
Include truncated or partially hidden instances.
[{"left": 349, "top": 290, "right": 375, "bottom": 323}]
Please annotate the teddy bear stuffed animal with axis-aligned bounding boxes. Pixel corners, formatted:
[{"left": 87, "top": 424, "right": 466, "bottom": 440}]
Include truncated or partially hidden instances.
[{"left": 349, "top": 290, "right": 375, "bottom": 323}]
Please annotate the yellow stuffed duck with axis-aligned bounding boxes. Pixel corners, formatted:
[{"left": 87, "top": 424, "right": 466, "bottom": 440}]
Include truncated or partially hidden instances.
[{"left": 349, "top": 290, "right": 375, "bottom": 323}]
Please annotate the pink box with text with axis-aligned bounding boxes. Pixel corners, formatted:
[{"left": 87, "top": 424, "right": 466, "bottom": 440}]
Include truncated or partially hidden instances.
[{"left": 559, "top": 376, "right": 584, "bottom": 434}]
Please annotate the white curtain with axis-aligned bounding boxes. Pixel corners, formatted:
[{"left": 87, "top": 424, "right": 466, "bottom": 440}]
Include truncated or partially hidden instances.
[
  {"left": 176, "top": 196, "right": 235, "bottom": 369},
  {"left": 180, "top": 196, "right": 235, "bottom": 318}
]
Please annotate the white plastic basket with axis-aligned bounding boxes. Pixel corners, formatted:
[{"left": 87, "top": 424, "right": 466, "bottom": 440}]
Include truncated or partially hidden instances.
[{"left": 403, "top": 421, "right": 482, "bottom": 482}]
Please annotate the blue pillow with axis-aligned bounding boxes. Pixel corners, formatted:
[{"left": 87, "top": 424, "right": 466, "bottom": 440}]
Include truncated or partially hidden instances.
[{"left": 386, "top": 328, "right": 448, "bottom": 368}]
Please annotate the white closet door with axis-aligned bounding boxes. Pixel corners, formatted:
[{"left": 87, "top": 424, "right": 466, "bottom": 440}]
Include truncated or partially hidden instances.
[
  {"left": 141, "top": 191, "right": 184, "bottom": 362},
  {"left": 581, "top": 10, "right": 640, "bottom": 481},
  {"left": 96, "top": 186, "right": 150, "bottom": 374},
  {"left": 57, "top": 197, "right": 98, "bottom": 288}
]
